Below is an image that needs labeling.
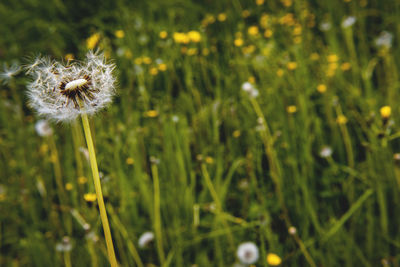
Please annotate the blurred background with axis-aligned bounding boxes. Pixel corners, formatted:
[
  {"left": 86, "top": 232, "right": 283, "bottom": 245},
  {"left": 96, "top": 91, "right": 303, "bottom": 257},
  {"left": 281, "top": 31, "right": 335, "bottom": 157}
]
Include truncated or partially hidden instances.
[{"left": 1, "top": 0, "right": 400, "bottom": 266}]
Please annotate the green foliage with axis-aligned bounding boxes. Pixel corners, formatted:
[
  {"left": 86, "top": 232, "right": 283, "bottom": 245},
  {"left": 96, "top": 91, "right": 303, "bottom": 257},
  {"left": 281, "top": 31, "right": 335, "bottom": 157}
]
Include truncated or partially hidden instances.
[{"left": 1, "top": 0, "right": 400, "bottom": 266}]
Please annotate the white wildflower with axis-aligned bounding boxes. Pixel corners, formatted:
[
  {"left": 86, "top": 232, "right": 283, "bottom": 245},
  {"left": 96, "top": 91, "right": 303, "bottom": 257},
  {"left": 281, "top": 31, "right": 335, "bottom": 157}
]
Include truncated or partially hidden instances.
[
  {"left": 241, "top": 82, "right": 259, "bottom": 98},
  {"left": 341, "top": 16, "right": 356, "bottom": 28},
  {"left": 35, "top": 119, "right": 53, "bottom": 137},
  {"left": 26, "top": 51, "right": 116, "bottom": 121},
  {"left": 375, "top": 31, "right": 393, "bottom": 49},
  {"left": 319, "top": 146, "right": 333, "bottom": 158},
  {"left": 138, "top": 232, "right": 154, "bottom": 248},
  {"left": 319, "top": 22, "right": 332, "bottom": 32},
  {"left": 55, "top": 236, "right": 73, "bottom": 252},
  {"left": 237, "top": 242, "right": 259, "bottom": 265}
]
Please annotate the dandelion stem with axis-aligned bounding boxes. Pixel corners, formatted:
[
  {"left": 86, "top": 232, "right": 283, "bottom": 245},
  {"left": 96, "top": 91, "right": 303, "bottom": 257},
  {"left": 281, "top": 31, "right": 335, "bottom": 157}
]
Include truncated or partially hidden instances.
[{"left": 80, "top": 112, "right": 118, "bottom": 267}]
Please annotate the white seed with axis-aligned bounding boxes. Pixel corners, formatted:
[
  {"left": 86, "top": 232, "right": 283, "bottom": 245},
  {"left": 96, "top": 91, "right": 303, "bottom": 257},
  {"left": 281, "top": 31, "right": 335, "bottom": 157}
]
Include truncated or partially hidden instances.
[{"left": 65, "top": 78, "right": 88, "bottom": 91}]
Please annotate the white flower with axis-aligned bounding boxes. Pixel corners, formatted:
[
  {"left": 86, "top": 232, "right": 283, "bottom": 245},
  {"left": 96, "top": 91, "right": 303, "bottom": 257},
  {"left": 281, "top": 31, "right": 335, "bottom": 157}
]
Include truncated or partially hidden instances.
[
  {"left": 375, "top": 31, "right": 393, "bottom": 49},
  {"left": 241, "top": 82, "right": 259, "bottom": 98},
  {"left": 341, "top": 16, "right": 356, "bottom": 28},
  {"left": 35, "top": 119, "right": 53, "bottom": 137},
  {"left": 0, "top": 62, "right": 20, "bottom": 84},
  {"left": 138, "top": 231, "right": 154, "bottom": 248},
  {"left": 237, "top": 242, "right": 259, "bottom": 265},
  {"left": 55, "top": 236, "right": 73, "bottom": 252},
  {"left": 319, "top": 146, "right": 333, "bottom": 158},
  {"left": 26, "top": 51, "right": 116, "bottom": 121},
  {"left": 319, "top": 22, "right": 332, "bottom": 32}
]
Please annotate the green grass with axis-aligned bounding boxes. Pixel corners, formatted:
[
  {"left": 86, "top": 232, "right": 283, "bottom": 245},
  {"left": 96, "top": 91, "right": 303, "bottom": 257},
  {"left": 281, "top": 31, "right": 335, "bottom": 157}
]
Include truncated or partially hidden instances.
[{"left": 1, "top": 0, "right": 400, "bottom": 266}]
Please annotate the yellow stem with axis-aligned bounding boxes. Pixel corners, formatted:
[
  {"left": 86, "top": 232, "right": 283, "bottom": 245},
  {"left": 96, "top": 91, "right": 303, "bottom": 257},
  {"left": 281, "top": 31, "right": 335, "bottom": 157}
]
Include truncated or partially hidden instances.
[{"left": 81, "top": 112, "right": 118, "bottom": 267}]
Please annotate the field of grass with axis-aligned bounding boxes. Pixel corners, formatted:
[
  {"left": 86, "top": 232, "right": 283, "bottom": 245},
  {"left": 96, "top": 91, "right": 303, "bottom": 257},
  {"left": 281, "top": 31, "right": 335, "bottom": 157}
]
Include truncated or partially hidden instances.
[{"left": 1, "top": 0, "right": 400, "bottom": 266}]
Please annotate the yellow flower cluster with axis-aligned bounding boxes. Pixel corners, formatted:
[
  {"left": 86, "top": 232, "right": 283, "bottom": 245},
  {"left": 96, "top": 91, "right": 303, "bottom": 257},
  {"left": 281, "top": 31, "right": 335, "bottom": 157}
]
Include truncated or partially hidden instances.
[
  {"left": 173, "top": 31, "right": 202, "bottom": 44},
  {"left": 86, "top": 33, "right": 101, "bottom": 50}
]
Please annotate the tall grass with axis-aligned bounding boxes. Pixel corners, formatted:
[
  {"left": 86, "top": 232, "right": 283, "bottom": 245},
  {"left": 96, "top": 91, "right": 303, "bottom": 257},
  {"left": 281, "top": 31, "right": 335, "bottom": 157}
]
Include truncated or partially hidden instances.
[{"left": 1, "top": 0, "right": 400, "bottom": 266}]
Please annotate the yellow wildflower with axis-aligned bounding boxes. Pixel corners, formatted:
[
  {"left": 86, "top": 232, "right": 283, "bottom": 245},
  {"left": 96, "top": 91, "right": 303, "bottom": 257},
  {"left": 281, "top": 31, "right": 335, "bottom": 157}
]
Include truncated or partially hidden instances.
[
  {"left": 86, "top": 33, "right": 101, "bottom": 49},
  {"left": 173, "top": 32, "right": 190, "bottom": 44},
  {"left": 267, "top": 253, "right": 282, "bottom": 266},
  {"left": 380, "top": 106, "right": 391, "bottom": 119},
  {"left": 256, "top": 0, "right": 265, "bottom": 5},
  {"left": 264, "top": 29, "right": 273, "bottom": 38},
  {"left": 158, "top": 63, "right": 167, "bottom": 71},
  {"left": 188, "top": 31, "right": 201, "bottom": 43},
  {"left": 336, "top": 115, "right": 348, "bottom": 124},
  {"left": 248, "top": 76, "right": 256, "bottom": 83},
  {"left": 142, "top": 57, "right": 152, "bottom": 64},
  {"left": 149, "top": 67, "right": 158, "bottom": 76},
  {"left": 287, "top": 61, "right": 298, "bottom": 70},
  {"left": 287, "top": 105, "right": 297, "bottom": 113},
  {"left": 78, "top": 176, "right": 88, "bottom": 185},
  {"left": 277, "top": 69, "right": 284, "bottom": 77},
  {"left": 115, "top": 30, "right": 125, "bottom": 38},
  {"left": 65, "top": 183, "right": 73, "bottom": 191},
  {"left": 234, "top": 38, "right": 244, "bottom": 47},
  {"left": 242, "top": 10, "right": 250, "bottom": 18},
  {"left": 341, "top": 62, "right": 351, "bottom": 71},
  {"left": 217, "top": 13, "right": 227, "bottom": 22},
  {"left": 134, "top": 57, "right": 143, "bottom": 65},
  {"left": 327, "top": 54, "right": 339, "bottom": 63},
  {"left": 187, "top": 48, "right": 198, "bottom": 56},
  {"left": 202, "top": 48, "right": 210, "bottom": 56},
  {"left": 84, "top": 193, "right": 97, "bottom": 202},
  {"left": 260, "top": 14, "right": 269, "bottom": 28},
  {"left": 233, "top": 130, "right": 241, "bottom": 138},
  {"left": 317, "top": 84, "right": 327, "bottom": 93},
  {"left": 205, "top": 156, "right": 214, "bottom": 164},
  {"left": 159, "top": 31, "right": 168, "bottom": 39},
  {"left": 248, "top": 26, "right": 259, "bottom": 36},
  {"left": 64, "top": 53, "right": 74, "bottom": 61},
  {"left": 126, "top": 157, "right": 134, "bottom": 165},
  {"left": 310, "top": 53, "right": 320, "bottom": 61},
  {"left": 144, "top": 110, "right": 159, "bottom": 118}
]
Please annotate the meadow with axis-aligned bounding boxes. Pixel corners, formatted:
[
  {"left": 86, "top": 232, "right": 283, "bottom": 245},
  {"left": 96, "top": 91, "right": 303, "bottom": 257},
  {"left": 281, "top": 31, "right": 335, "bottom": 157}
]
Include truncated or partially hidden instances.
[{"left": 0, "top": 0, "right": 400, "bottom": 266}]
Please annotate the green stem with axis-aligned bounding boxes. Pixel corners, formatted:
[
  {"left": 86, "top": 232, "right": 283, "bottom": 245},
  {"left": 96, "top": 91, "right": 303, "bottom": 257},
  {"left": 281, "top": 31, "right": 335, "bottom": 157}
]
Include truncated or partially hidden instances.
[{"left": 81, "top": 112, "right": 118, "bottom": 267}]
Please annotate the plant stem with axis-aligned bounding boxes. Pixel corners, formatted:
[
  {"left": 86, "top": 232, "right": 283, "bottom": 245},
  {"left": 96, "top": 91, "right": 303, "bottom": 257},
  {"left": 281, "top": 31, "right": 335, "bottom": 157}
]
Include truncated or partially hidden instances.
[{"left": 81, "top": 112, "right": 118, "bottom": 267}]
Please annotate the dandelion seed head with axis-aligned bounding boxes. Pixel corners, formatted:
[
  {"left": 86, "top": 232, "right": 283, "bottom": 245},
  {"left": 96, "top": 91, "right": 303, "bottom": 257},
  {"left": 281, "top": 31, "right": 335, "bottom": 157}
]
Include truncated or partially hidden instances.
[
  {"left": 0, "top": 62, "right": 21, "bottom": 84},
  {"left": 55, "top": 236, "right": 73, "bottom": 252},
  {"left": 26, "top": 51, "right": 116, "bottom": 122},
  {"left": 375, "top": 31, "right": 393, "bottom": 49},
  {"left": 138, "top": 232, "right": 154, "bottom": 248},
  {"left": 237, "top": 242, "right": 259, "bottom": 265},
  {"left": 341, "top": 16, "right": 356, "bottom": 28},
  {"left": 35, "top": 119, "right": 53, "bottom": 137},
  {"left": 320, "top": 146, "right": 333, "bottom": 158}
]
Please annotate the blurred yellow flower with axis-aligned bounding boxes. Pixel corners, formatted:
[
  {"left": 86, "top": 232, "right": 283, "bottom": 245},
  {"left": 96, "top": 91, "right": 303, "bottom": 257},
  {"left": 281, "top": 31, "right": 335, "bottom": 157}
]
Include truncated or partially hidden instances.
[
  {"left": 293, "top": 25, "right": 302, "bottom": 35},
  {"left": 260, "top": 14, "right": 269, "bottom": 28},
  {"left": 327, "top": 54, "right": 339, "bottom": 63},
  {"left": 280, "top": 13, "right": 295, "bottom": 26},
  {"left": 126, "top": 157, "right": 134, "bottom": 165},
  {"left": 125, "top": 50, "right": 133, "bottom": 59},
  {"left": 276, "top": 69, "right": 284, "bottom": 77},
  {"left": 256, "top": 0, "right": 265, "bottom": 5},
  {"left": 267, "top": 253, "right": 282, "bottom": 266},
  {"left": 217, "top": 13, "right": 227, "bottom": 22},
  {"left": 248, "top": 76, "right": 256, "bottom": 83},
  {"left": 78, "top": 176, "right": 88, "bottom": 185},
  {"left": 115, "top": 30, "right": 125, "bottom": 38},
  {"left": 341, "top": 62, "right": 351, "bottom": 71},
  {"left": 187, "top": 48, "right": 198, "bottom": 56},
  {"left": 173, "top": 32, "right": 190, "bottom": 44},
  {"left": 243, "top": 45, "right": 256, "bottom": 54},
  {"left": 65, "top": 183, "right": 73, "bottom": 191},
  {"left": 242, "top": 10, "right": 250, "bottom": 18},
  {"left": 248, "top": 26, "right": 259, "bottom": 36},
  {"left": 287, "top": 61, "right": 298, "bottom": 70},
  {"left": 281, "top": 0, "right": 293, "bottom": 7},
  {"left": 159, "top": 31, "right": 168, "bottom": 39},
  {"left": 336, "top": 115, "right": 348, "bottom": 124},
  {"left": 287, "top": 105, "right": 297, "bottom": 113},
  {"left": 158, "top": 63, "right": 167, "bottom": 71},
  {"left": 233, "top": 130, "right": 241, "bottom": 138},
  {"left": 234, "top": 38, "right": 244, "bottom": 47},
  {"left": 142, "top": 57, "right": 152, "bottom": 64},
  {"left": 188, "top": 31, "right": 201, "bottom": 43},
  {"left": 264, "top": 29, "right": 273, "bottom": 38},
  {"left": 86, "top": 33, "right": 101, "bottom": 49},
  {"left": 205, "top": 156, "right": 214, "bottom": 164},
  {"left": 317, "top": 84, "right": 327, "bottom": 93},
  {"left": 310, "top": 52, "right": 320, "bottom": 61},
  {"left": 144, "top": 110, "right": 159, "bottom": 118},
  {"left": 150, "top": 67, "right": 158, "bottom": 76},
  {"left": 134, "top": 57, "right": 143, "bottom": 65},
  {"left": 202, "top": 48, "right": 210, "bottom": 56},
  {"left": 64, "top": 53, "right": 74, "bottom": 61},
  {"left": 380, "top": 106, "right": 391, "bottom": 119},
  {"left": 294, "top": 36, "right": 302, "bottom": 44},
  {"left": 84, "top": 193, "right": 97, "bottom": 202}
]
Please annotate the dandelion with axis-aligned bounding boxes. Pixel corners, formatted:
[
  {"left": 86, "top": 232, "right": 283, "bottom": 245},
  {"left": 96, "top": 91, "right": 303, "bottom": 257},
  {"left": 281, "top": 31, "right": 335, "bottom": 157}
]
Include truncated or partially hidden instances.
[
  {"left": 256, "top": 0, "right": 265, "bottom": 5},
  {"left": 287, "top": 61, "right": 298, "bottom": 70},
  {"left": 158, "top": 63, "right": 167, "bottom": 71},
  {"left": 86, "top": 33, "right": 101, "bottom": 49},
  {"left": 241, "top": 82, "right": 259, "bottom": 98},
  {"left": 375, "top": 31, "right": 393, "bottom": 49},
  {"left": 217, "top": 13, "right": 227, "bottom": 22},
  {"left": 380, "top": 106, "right": 391, "bottom": 119},
  {"left": 35, "top": 120, "right": 53, "bottom": 137},
  {"left": 264, "top": 29, "right": 273, "bottom": 38},
  {"left": 341, "top": 62, "right": 351, "bottom": 71},
  {"left": 320, "top": 146, "right": 333, "bottom": 158},
  {"left": 237, "top": 242, "right": 259, "bottom": 265},
  {"left": 336, "top": 115, "right": 348, "bottom": 125},
  {"left": 267, "top": 253, "right": 282, "bottom": 266},
  {"left": 234, "top": 38, "right": 244, "bottom": 47},
  {"left": 248, "top": 26, "right": 259, "bottom": 36},
  {"left": 26, "top": 51, "right": 118, "bottom": 266},
  {"left": 288, "top": 226, "right": 297, "bottom": 235},
  {"left": 84, "top": 193, "right": 97, "bottom": 202},
  {"left": 0, "top": 62, "right": 20, "bottom": 84},
  {"left": 317, "top": 84, "right": 327, "bottom": 93},
  {"left": 341, "top": 16, "right": 356, "bottom": 28},
  {"left": 286, "top": 105, "right": 297, "bottom": 113},
  {"left": 26, "top": 51, "right": 116, "bottom": 121},
  {"left": 126, "top": 157, "right": 134, "bottom": 165},
  {"left": 65, "top": 183, "right": 73, "bottom": 191},
  {"left": 114, "top": 30, "right": 125, "bottom": 38},
  {"left": 188, "top": 31, "right": 201, "bottom": 43},
  {"left": 159, "top": 31, "right": 168, "bottom": 39},
  {"left": 138, "top": 232, "right": 155, "bottom": 248}
]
